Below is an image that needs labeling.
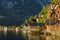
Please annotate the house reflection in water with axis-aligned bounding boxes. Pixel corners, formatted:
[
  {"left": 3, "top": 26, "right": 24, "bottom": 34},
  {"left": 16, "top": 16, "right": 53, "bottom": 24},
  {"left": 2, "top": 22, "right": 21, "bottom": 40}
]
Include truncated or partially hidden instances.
[
  {"left": 27, "top": 33, "right": 40, "bottom": 40},
  {"left": 22, "top": 31, "right": 60, "bottom": 40}
]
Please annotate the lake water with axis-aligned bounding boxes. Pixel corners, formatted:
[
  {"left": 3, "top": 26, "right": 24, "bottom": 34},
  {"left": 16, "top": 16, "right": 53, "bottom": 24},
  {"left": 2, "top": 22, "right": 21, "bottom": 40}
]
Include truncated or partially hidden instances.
[{"left": 0, "top": 30, "right": 60, "bottom": 40}]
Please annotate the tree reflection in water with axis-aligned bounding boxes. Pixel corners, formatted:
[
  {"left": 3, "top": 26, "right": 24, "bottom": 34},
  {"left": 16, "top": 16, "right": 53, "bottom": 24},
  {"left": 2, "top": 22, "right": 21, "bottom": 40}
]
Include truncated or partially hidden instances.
[
  {"left": 0, "top": 30, "right": 60, "bottom": 40},
  {"left": 22, "top": 31, "right": 60, "bottom": 40}
]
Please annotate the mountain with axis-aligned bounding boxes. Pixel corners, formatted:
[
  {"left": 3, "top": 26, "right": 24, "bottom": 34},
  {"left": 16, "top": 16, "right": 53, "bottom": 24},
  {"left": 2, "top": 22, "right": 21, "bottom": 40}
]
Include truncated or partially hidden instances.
[{"left": 0, "top": 0, "right": 50, "bottom": 26}]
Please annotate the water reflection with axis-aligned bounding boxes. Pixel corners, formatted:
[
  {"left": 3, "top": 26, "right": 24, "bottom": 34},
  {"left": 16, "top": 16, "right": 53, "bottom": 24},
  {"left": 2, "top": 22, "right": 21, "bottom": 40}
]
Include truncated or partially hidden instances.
[
  {"left": 4, "top": 27, "right": 7, "bottom": 37},
  {"left": 21, "top": 31, "right": 60, "bottom": 40},
  {"left": 0, "top": 30, "right": 60, "bottom": 40}
]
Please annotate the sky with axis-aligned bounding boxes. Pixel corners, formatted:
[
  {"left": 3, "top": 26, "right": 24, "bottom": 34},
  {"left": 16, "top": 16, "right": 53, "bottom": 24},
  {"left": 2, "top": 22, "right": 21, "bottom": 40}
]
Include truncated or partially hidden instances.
[{"left": 0, "top": 0, "right": 50, "bottom": 26}]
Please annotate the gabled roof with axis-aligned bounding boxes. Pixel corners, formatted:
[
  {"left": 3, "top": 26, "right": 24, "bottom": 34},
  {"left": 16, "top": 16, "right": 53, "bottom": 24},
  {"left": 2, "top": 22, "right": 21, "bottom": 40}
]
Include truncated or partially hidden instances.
[{"left": 46, "top": 19, "right": 57, "bottom": 25}]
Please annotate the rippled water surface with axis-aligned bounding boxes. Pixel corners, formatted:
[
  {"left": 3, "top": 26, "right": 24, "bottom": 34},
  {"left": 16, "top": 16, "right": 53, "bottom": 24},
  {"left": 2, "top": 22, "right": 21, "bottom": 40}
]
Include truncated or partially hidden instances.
[{"left": 0, "top": 30, "right": 60, "bottom": 40}]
